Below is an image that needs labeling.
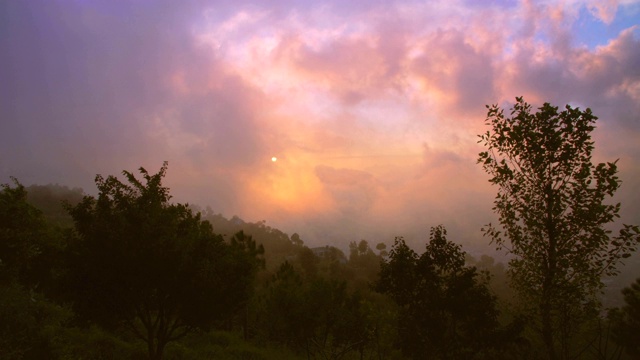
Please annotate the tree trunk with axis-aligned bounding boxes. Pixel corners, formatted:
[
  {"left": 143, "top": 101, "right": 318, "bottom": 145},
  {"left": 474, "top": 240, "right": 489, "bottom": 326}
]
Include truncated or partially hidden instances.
[
  {"left": 543, "top": 181, "right": 558, "bottom": 360},
  {"left": 243, "top": 304, "right": 249, "bottom": 340},
  {"left": 541, "top": 298, "right": 557, "bottom": 360},
  {"left": 155, "top": 341, "right": 165, "bottom": 360},
  {"left": 148, "top": 338, "right": 166, "bottom": 360},
  {"left": 146, "top": 321, "right": 166, "bottom": 360},
  {"left": 147, "top": 325, "right": 157, "bottom": 360}
]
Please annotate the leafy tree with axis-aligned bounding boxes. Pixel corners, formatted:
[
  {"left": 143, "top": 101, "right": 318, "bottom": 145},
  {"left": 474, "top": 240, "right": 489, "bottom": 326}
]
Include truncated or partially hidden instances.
[
  {"left": 256, "top": 262, "right": 308, "bottom": 350},
  {"left": 65, "top": 163, "right": 263, "bottom": 360},
  {"left": 257, "top": 261, "right": 373, "bottom": 359},
  {"left": 610, "top": 278, "right": 640, "bottom": 358},
  {"left": 377, "top": 225, "right": 515, "bottom": 359},
  {"left": 297, "top": 246, "right": 320, "bottom": 278},
  {"left": 225, "top": 230, "right": 265, "bottom": 339},
  {"left": 0, "top": 283, "right": 70, "bottom": 360},
  {"left": 305, "top": 279, "right": 371, "bottom": 360},
  {"left": 478, "top": 97, "right": 640, "bottom": 359},
  {"left": 0, "top": 178, "right": 51, "bottom": 286},
  {"left": 0, "top": 179, "right": 70, "bottom": 359}
]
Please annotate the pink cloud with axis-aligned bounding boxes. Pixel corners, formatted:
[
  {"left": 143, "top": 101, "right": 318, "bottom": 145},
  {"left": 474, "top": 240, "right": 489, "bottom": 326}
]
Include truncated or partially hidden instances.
[
  {"left": 157, "top": 2, "right": 640, "bottom": 245},
  {"left": 409, "top": 29, "right": 497, "bottom": 119},
  {"left": 3, "top": 0, "right": 639, "bottom": 249}
]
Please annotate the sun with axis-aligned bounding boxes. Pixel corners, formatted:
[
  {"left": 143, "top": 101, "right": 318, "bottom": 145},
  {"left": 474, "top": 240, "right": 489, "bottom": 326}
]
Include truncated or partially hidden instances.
[{"left": 271, "top": 156, "right": 277, "bottom": 162}]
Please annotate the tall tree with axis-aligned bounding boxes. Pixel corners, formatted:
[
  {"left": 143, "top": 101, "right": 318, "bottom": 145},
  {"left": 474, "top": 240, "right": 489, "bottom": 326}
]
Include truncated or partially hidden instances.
[
  {"left": 66, "top": 163, "right": 263, "bottom": 360},
  {"left": 478, "top": 97, "right": 640, "bottom": 359}
]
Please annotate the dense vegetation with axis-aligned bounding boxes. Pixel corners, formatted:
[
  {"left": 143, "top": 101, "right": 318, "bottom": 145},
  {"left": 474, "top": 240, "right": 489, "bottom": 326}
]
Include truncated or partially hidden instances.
[{"left": 2, "top": 99, "right": 639, "bottom": 359}]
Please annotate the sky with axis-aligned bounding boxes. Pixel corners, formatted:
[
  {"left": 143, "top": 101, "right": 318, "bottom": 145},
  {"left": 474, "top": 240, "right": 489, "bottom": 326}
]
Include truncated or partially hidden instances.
[{"left": 2, "top": 0, "right": 640, "bottom": 251}]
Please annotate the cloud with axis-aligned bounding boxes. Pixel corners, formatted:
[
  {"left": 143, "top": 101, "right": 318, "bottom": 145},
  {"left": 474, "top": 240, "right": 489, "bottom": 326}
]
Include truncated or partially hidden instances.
[
  {"left": 315, "top": 165, "right": 379, "bottom": 216},
  {"left": 1, "top": 1, "right": 206, "bottom": 184},
  {"left": 1, "top": 0, "right": 639, "bottom": 251},
  {"left": 409, "top": 29, "right": 497, "bottom": 119}
]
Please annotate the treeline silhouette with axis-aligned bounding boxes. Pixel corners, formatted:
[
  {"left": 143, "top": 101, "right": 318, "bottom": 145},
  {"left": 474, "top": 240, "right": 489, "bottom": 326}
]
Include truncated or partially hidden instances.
[
  {"left": 2, "top": 99, "right": 640, "bottom": 360},
  {"left": 1, "top": 167, "right": 638, "bottom": 359}
]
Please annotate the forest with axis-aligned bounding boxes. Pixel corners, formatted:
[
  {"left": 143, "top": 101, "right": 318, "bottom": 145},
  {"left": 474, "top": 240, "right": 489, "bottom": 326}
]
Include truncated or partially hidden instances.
[{"left": 2, "top": 99, "right": 640, "bottom": 360}]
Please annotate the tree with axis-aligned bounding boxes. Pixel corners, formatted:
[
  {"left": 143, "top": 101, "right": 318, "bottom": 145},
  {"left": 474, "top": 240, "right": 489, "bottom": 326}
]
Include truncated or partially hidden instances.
[
  {"left": 377, "top": 226, "right": 513, "bottom": 359},
  {"left": 0, "top": 179, "right": 70, "bottom": 359},
  {"left": 226, "top": 230, "right": 265, "bottom": 339},
  {"left": 610, "top": 278, "right": 640, "bottom": 358},
  {"left": 256, "top": 261, "right": 372, "bottom": 359},
  {"left": 66, "top": 163, "right": 263, "bottom": 360},
  {"left": 478, "top": 97, "right": 640, "bottom": 359},
  {"left": 0, "top": 178, "right": 51, "bottom": 286}
]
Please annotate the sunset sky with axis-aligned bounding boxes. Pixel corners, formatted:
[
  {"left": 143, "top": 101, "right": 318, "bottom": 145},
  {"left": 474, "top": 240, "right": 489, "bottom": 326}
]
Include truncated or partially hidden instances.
[{"left": 2, "top": 0, "right": 639, "bottom": 249}]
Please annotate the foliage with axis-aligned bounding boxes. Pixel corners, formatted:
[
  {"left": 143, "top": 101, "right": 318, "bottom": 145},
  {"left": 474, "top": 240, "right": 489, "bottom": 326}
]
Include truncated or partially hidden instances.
[
  {"left": 609, "top": 278, "right": 640, "bottom": 358},
  {"left": 65, "top": 163, "right": 263, "bottom": 360},
  {"left": 51, "top": 324, "right": 147, "bottom": 360},
  {"left": 0, "top": 178, "right": 52, "bottom": 286},
  {"left": 0, "top": 283, "right": 71, "bottom": 360},
  {"left": 165, "top": 330, "right": 303, "bottom": 360},
  {"left": 256, "top": 261, "right": 373, "bottom": 359},
  {"left": 0, "top": 179, "right": 73, "bottom": 359},
  {"left": 377, "top": 225, "right": 518, "bottom": 359},
  {"left": 478, "top": 97, "right": 640, "bottom": 359}
]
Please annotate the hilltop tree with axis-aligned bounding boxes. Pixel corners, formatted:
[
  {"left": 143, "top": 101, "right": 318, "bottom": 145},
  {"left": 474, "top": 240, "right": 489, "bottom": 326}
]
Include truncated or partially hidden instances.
[
  {"left": 66, "top": 163, "right": 263, "bottom": 360},
  {"left": 478, "top": 97, "right": 640, "bottom": 359}
]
